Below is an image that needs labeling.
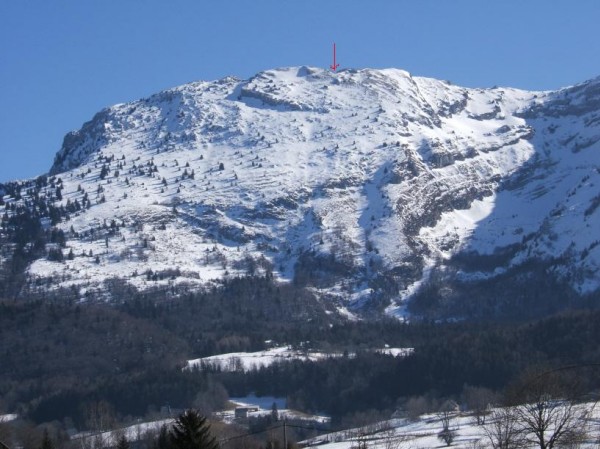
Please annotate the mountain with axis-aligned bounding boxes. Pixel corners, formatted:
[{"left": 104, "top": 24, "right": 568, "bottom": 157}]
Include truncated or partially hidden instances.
[{"left": 1, "top": 66, "right": 600, "bottom": 319}]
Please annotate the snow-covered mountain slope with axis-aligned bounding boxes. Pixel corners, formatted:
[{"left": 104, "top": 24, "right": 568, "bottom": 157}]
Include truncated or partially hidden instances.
[{"left": 2, "top": 66, "right": 600, "bottom": 317}]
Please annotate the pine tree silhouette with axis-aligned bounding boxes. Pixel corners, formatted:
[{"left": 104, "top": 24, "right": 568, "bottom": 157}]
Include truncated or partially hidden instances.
[
  {"left": 117, "top": 435, "right": 130, "bottom": 449},
  {"left": 170, "top": 410, "right": 219, "bottom": 449},
  {"left": 157, "top": 424, "right": 171, "bottom": 449},
  {"left": 40, "top": 430, "right": 54, "bottom": 449}
]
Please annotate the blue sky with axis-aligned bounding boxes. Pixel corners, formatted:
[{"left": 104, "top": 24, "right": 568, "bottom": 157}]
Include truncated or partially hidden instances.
[{"left": 2, "top": 0, "right": 600, "bottom": 182}]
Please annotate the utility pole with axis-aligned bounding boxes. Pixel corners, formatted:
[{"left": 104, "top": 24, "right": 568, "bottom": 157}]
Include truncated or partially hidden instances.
[{"left": 283, "top": 417, "right": 287, "bottom": 449}]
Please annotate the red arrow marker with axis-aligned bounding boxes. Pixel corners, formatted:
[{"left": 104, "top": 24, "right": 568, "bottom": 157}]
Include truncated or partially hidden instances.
[{"left": 330, "top": 42, "right": 340, "bottom": 72}]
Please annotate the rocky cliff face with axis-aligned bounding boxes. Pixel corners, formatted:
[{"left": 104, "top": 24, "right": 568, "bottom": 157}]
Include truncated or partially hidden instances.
[{"left": 2, "top": 66, "right": 600, "bottom": 319}]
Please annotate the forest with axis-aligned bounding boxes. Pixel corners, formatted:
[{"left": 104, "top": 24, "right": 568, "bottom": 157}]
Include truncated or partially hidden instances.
[{"left": 1, "top": 274, "right": 600, "bottom": 438}]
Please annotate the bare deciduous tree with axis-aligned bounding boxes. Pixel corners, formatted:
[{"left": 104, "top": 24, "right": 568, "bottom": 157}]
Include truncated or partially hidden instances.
[
  {"left": 482, "top": 407, "right": 524, "bottom": 449},
  {"left": 83, "top": 400, "right": 117, "bottom": 449},
  {"left": 509, "top": 370, "right": 590, "bottom": 449},
  {"left": 382, "top": 428, "right": 412, "bottom": 449},
  {"left": 463, "top": 386, "right": 496, "bottom": 425},
  {"left": 515, "top": 397, "right": 588, "bottom": 449},
  {"left": 404, "top": 395, "right": 437, "bottom": 421},
  {"left": 437, "top": 401, "right": 458, "bottom": 446}
]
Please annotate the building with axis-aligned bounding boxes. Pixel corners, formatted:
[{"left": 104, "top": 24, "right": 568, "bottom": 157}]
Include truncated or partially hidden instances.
[{"left": 234, "top": 407, "right": 259, "bottom": 419}]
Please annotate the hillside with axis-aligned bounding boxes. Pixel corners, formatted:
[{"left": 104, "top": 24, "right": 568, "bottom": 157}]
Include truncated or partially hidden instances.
[{"left": 1, "top": 66, "right": 600, "bottom": 318}]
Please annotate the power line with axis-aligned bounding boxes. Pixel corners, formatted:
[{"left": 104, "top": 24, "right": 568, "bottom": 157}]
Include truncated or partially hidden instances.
[
  {"left": 218, "top": 421, "right": 338, "bottom": 445},
  {"left": 218, "top": 423, "right": 283, "bottom": 444},
  {"left": 219, "top": 419, "right": 379, "bottom": 445}
]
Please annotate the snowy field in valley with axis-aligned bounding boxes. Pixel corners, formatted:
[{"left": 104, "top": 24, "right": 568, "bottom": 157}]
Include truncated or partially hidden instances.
[
  {"left": 0, "top": 414, "right": 17, "bottom": 423},
  {"left": 71, "top": 418, "right": 175, "bottom": 448},
  {"left": 302, "top": 402, "right": 600, "bottom": 449},
  {"left": 186, "top": 345, "right": 414, "bottom": 371},
  {"left": 70, "top": 400, "right": 600, "bottom": 449}
]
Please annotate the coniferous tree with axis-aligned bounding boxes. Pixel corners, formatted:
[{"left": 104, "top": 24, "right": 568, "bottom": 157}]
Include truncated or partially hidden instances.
[
  {"left": 271, "top": 402, "right": 279, "bottom": 422},
  {"left": 156, "top": 425, "right": 172, "bottom": 449},
  {"left": 170, "top": 410, "right": 218, "bottom": 449},
  {"left": 117, "top": 435, "right": 130, "bottom": 449},
  {"left": 40, "top": 429, "right": 54, "bottom": 449}
]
